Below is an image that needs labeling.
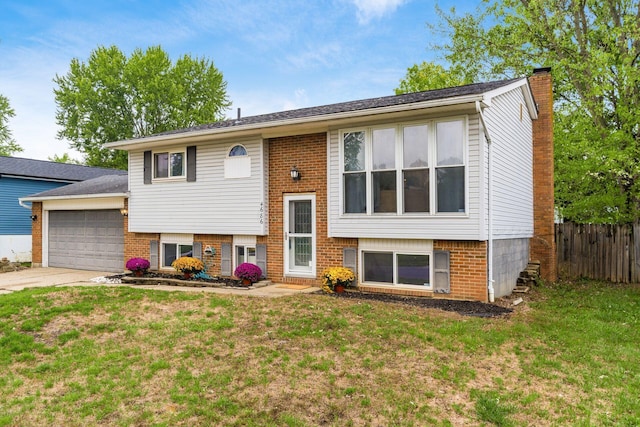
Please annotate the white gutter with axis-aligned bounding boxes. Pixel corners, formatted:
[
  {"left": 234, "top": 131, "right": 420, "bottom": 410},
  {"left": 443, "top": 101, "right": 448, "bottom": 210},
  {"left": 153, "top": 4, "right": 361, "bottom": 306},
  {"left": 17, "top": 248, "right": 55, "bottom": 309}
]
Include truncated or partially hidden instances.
[
  {"left": 19, "top": 192, "right": 129, "bottom": 203},
  {"left": 19, "top": 199, "right": 31, "bottom": 210},
  {"left": 476, "top": 100, "right": 495, "bottom": 303}
]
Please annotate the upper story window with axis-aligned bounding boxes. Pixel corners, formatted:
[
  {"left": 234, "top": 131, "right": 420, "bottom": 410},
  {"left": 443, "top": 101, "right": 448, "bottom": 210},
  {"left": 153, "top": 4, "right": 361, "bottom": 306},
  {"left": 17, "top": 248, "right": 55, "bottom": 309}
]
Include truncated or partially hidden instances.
[
  {"left": 228, "top": 145, "right": 247, "bottom": 156},
  {"left": 341, "top": 119, "right": 466, "bottom": 216},
  {"left": 154, "top": 151, "right": 184, "bottom": 179}
]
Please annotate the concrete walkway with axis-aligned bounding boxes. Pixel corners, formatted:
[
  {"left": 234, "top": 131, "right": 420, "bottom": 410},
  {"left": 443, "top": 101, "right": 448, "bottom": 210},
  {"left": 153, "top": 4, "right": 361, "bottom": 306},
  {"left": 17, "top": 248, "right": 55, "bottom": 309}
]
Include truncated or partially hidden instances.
[{"left": 0, "top": 267, "right": 320, "bottom": 297}]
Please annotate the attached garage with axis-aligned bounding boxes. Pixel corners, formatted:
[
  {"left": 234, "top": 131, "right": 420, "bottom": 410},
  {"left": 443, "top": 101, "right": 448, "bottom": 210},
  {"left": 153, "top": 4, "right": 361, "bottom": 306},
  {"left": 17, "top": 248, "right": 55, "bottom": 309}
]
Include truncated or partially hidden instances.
[
  {"left": 19, "top": 175, "right": 128, "bottom": 273},
  {"left": 49, "top": 210, "right": 124, "bottom": 272}
]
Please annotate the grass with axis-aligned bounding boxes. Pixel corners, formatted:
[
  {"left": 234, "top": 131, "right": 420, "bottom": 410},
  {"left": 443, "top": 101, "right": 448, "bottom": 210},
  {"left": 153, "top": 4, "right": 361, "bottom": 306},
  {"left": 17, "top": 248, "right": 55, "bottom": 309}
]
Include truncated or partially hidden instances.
[{"left": 0, "top": 280, "right": 638, "bottom": 426}]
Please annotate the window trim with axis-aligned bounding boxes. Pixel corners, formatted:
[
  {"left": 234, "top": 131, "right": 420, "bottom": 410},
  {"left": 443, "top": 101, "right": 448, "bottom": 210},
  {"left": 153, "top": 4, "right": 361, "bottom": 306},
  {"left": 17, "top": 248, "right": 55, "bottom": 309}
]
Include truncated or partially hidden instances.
[
  {"left": 339, "top": 117, "right": 468, "bottom": 217},
  {"left": 228, "top": 144, "right": 248, "bottom": 157},
  {"left": 360, "top": 249, "right": 433, "bottom": 289},
  {"left": 153, "top": 148, "right": 187, "bottom": 181}
]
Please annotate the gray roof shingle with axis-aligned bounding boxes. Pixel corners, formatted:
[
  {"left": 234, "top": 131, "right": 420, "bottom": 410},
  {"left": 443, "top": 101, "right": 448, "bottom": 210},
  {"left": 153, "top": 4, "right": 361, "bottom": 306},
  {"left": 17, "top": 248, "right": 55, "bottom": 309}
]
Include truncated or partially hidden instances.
[
  {"left": 25, "top": 174, "right": 128, "bottom": 198},
  {"left": 0, "top": 156, "right": 127, "bottom": 182},
  {"left": 151, "top": 78, "right": 524, "bottom": 138}
]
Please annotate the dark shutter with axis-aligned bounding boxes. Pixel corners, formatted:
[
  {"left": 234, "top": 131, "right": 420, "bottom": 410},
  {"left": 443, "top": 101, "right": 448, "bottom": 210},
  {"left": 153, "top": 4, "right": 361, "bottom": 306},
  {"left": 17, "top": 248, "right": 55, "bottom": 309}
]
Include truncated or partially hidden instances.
[
  {"left": 256, "top": 244, "right": 267, "bottom": 278},
  {"left": 221, "top": 242, "right": 232, "bottom": 276},
  {"left": 187, "top": 146, "right": 196, "bottom": 182},
  {"left": 433, "top": 250, "right": 450, "bottom": 293},
  {"left": 193, "top": 242, "right": 202, "bottom": 259},
  {"left": 149, "top": 240, "right": 159, "bottom": 270},
  {"left": 343, "top": 247, "right": 357, "bottom": 274},
  {"left": 143, "top": 151, "right": 152, "bottom": 184}
]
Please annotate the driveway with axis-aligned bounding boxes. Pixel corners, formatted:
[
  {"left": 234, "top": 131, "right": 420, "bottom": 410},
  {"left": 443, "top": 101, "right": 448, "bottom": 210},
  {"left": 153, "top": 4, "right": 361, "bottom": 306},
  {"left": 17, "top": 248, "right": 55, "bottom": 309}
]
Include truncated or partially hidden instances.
[{"left": 0, "top": 267, "right": 318, "bottom": 297}]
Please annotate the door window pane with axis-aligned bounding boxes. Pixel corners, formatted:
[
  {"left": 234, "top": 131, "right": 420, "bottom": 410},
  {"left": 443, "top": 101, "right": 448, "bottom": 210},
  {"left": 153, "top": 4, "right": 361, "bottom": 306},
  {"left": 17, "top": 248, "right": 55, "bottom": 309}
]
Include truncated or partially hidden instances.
[
  {"left": 289, "top": 201, "right": 312, "bottom": 233},
  {"left": 403, "top": 169, "right": 429, "bottom": 213},
  {"left": 373, "top": 170, "right": 396, "bottom": 213},
  {"left": 403, "top": 125, "right": 428, "bottom": 168},
  {"left": 372, "top": 128, "right": 395, "bottom": 170},
  {"left": 397, "top": 254, "right": 430, "bottom": 285},
  {"left": 437, "top": 167, "right": 465, "bottom": 212},
  {"left": 236, "top": 246, "right": 245, "bottom": 265},
  {"left": 343, "top": 131, "right": 365, "bottom": 171},
  {"left": 344, "top": 172, "right": 366, "bottom": 213},
  {"left": 292, "top": 237, "right": 312, "bottom": 267},
  {"left": 171, "top": 153, "right": 184, "bottom": 176},
  {"left": 179, "top": 244, "right": 193, "bottom": 257},
  {"left": 436, "top": 121, "right": 464, "bottom": 166},
  {"left": 363, "top": 252, "right": 393, "bottom": 283}
]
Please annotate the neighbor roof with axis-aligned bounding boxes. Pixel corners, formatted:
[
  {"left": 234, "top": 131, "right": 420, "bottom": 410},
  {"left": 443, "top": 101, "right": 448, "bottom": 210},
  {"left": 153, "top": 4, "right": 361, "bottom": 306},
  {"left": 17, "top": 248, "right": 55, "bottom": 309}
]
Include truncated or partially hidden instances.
[
  {"left": 20, "top": 174, "right": 128, "bottom": 201},
  {"left": 0, "top": 156, "right": 127, "bottom": 182}
]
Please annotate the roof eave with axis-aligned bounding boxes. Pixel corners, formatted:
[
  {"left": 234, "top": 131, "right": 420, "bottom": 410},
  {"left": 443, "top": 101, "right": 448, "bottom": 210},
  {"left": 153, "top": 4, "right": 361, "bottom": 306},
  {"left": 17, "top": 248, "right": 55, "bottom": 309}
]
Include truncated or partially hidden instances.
[
  {"left": 105, "top": 94, "right": 488, "bottom": 150},
  {"left": 20, "top": 192, "right": 129, "bottom": 203}
]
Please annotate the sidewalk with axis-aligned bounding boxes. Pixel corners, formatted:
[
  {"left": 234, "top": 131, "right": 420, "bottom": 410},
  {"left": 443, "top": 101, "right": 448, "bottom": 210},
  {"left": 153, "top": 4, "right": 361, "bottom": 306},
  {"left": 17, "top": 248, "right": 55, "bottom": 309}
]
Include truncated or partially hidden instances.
[{"left": 0, "top": 267, "right": 319, "bottom": 297}]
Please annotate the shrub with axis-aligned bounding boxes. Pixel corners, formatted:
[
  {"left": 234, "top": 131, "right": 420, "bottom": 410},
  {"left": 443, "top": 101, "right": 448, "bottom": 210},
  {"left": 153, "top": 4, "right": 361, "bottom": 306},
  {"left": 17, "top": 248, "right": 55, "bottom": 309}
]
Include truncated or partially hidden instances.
[
  {"left": 125, "top": 257, "right": 150, "bottom": 272},
  {"left": 322, "top": 267, "right": 355, "bottom": 293},
  {"left": 233, "top": 263, "right": 262, "bottom": 283},
  {"left": 171, "top": 257, "right": 204, "bottom": 274}
]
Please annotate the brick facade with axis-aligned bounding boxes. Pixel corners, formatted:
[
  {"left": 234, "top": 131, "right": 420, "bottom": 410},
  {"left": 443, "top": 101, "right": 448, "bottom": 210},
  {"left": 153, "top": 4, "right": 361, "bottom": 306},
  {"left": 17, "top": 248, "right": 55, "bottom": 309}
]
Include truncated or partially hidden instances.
[
  {"left": 31, "top": 202, "right": 43, "bottom": 266},
  {"left": 528, "top": 68, "right": 557, "bottom": 281},
  {"left": 266, "top": 133, "right": 357, "bottom": 285},
  {"left": 435, "top": 240, "right": 488, "bottom": 302}
]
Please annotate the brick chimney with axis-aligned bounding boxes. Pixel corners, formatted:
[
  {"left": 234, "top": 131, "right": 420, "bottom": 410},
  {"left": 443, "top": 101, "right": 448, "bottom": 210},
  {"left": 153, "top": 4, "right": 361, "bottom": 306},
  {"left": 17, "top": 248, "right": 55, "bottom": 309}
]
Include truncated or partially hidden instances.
[{"left": 528, "top": 67, "right": 557, "bottom": 281}]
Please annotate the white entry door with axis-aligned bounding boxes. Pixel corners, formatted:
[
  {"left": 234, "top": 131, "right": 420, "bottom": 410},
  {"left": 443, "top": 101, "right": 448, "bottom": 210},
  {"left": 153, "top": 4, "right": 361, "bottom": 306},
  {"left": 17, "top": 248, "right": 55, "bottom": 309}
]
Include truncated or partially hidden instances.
[{"left": 284, "top": 194, "right": 316, "bottom": 277}]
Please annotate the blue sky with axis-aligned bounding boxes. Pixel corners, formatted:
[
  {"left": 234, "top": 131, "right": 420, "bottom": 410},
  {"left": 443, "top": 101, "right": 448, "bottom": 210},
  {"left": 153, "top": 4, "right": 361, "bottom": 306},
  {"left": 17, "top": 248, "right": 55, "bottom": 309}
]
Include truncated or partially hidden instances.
[{"left": 0, "top": 0, "right": 480, "bottom": 161}]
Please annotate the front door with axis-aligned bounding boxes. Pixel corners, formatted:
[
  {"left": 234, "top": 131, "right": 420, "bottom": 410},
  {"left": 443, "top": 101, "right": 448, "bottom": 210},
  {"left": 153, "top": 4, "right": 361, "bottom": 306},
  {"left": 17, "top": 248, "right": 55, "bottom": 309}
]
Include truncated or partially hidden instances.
[{"left": 284, "top": 194, "right": 316, "bottom": 277}]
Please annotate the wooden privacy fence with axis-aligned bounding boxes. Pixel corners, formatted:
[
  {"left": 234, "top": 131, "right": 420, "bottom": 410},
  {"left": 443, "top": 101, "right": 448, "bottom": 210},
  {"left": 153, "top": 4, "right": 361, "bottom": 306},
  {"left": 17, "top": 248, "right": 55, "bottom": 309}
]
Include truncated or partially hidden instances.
[{"left": 555, "top": 222, "right": 640, "bottom": 283}]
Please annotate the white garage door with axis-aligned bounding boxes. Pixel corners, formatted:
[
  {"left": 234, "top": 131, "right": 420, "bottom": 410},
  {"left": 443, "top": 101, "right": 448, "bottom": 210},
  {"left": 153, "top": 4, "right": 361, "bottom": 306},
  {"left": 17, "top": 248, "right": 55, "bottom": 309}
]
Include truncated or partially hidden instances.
[{"left": 49, "top": 210, "right": 124, "bottom": 272}]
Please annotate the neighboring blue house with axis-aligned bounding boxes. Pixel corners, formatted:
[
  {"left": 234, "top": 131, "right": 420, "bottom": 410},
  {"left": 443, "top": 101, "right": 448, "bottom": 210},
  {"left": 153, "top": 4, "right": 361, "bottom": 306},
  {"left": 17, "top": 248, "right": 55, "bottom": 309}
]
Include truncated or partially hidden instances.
[{"left": 0, "top": 156, "right": 126, "bottom": 262}]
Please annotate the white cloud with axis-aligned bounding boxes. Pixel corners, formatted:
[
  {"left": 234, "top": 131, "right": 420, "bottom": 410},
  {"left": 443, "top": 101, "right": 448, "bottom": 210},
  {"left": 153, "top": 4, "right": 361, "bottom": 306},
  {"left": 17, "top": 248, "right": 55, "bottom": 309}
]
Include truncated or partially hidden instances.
[{"left": 351, "top": 0, "right": 408, "bottom": 24}]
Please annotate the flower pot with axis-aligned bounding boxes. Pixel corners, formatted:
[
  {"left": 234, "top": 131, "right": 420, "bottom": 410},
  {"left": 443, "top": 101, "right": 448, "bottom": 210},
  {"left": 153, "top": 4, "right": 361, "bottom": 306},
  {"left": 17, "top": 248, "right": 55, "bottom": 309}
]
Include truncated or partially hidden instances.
[
  {"left": 241, "top": 278, "right": 252, "bottom": 286},
  {"left": 134, "top": 270, "right": 144, "bottom": 277},
  {"left": 183, "top": 272, "right": 192, "bottom": 279},
  {"left": 334, "top": 284, "right": 345, "bottom": 293}
]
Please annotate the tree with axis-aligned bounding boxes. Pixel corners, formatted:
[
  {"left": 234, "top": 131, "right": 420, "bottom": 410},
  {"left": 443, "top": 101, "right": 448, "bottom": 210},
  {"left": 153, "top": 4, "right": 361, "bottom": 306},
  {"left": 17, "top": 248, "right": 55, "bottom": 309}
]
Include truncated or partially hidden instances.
[
  {"left": 426, "top": 0, "right": 640, "bottom": 223},
  {"left": 54, "top": 45, "right": 231, "bottom": 169},
  {"left": 0, "top": 94, "right": 23, "bottom": 156},
  {"left": 48, "top": 153, "right": 83, "bottom": 165},
  {"left": 395, "top": 61, "right": 470, "bottom": 94}
]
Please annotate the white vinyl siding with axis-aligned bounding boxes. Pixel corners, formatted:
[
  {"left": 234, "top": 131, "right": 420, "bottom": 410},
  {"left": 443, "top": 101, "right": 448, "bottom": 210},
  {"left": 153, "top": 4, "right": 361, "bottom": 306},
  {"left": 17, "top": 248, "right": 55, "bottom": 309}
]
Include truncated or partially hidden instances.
[
  {"left": 328, "top": 114, "right": 485, "bottom": 240},
  {"left": 128, "top": 139, "right": 267, "bottom": 235},
  {"left": 483, "top": 88, "right": 534, "bottom": 238}
]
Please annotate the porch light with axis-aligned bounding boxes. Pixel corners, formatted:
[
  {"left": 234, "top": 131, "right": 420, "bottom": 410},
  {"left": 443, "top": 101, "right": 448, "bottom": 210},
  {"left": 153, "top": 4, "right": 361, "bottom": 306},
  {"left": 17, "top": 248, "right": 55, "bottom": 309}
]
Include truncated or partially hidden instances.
[
  {"left": 290, "top": 166, "right": 301, "bottom": 181},
  {"left": 30, "top": 215, "right": 37, "bottom": 221},
  {"left": 120, "top": 208, "right": 128, "bottom": 217}
]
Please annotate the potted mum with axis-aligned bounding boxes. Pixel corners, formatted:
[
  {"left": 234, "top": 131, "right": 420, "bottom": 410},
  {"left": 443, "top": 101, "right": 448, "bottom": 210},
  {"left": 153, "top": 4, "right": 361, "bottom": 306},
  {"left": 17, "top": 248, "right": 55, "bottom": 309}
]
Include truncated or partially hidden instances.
[
  {"left": 234, "top": 262, "right": 262, "bottom": 286},
  {"left": 171, "top": 256, "right": 204, "bottom": 279},
  {"left": 322, "top": 267, "right": 355, "bottom": 293},
  {"left": 126, "top": 257, "right": 150, "bottom": 277}
]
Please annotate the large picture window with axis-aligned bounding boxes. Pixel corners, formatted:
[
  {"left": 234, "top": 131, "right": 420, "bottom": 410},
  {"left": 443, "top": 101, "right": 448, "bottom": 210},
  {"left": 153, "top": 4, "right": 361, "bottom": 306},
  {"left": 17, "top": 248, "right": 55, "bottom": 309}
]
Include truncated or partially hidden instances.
[{"left": 341, "top": 119, "right": 465, "bottom": 216}]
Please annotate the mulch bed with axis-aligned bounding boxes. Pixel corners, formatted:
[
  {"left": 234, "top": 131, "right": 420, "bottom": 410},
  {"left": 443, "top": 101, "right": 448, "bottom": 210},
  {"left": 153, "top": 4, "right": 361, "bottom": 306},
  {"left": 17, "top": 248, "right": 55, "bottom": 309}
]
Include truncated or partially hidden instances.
[
  {"left": 326, "top": 290, "right": 513, "bottom": 318},
  {"left": 113, "top": 272, "right": 513, "bottom": 318}
]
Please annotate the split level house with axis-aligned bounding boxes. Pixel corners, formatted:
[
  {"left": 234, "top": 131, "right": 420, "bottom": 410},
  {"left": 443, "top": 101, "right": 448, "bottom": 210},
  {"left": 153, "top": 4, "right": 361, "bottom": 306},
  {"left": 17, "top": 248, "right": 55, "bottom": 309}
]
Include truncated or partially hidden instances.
[
  {"left": 23, "top": 68, "right": 556, "bottom": 302},
  {"left": 0, "top": 156, "right": 125, "bottom": 262}
]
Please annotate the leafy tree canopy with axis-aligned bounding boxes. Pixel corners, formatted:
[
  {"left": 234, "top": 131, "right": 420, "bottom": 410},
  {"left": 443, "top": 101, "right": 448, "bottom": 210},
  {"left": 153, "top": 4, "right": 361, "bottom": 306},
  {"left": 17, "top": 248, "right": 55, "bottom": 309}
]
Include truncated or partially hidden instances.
[
  {"left": 54, "top": 45, "right": 231, "bottom": 169},
  {"left": 412, "top": 0, "right": 640, "bottom": 223},
  {"left": 48, "top": 153, "right": 83, "bottom": 165},
  {"left": 395, "top": 61, "right": 470, "bottom": 94},
  {"left": 0, "top": 94, "right": 23, "bottom": 156}
]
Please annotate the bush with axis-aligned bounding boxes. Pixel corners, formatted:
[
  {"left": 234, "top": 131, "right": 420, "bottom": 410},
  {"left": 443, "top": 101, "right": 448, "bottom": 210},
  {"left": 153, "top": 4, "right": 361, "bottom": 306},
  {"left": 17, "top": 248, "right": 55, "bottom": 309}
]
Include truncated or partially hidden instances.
[
  {"left": 233, "top": 263, "right": 262, "bottom": 283},
  {"left": 171, "top": 257, "right": 204, "bottom": 274},
  {"left": 125, "top": 257, "right": 150, "bottom": 272}
]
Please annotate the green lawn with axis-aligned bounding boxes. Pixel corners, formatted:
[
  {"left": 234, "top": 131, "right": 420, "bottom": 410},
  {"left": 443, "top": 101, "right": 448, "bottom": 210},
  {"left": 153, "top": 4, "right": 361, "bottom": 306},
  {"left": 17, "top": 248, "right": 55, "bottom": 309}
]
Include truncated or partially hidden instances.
[{"left": 0, "top": 280, "right": 638, "bottom": 426}]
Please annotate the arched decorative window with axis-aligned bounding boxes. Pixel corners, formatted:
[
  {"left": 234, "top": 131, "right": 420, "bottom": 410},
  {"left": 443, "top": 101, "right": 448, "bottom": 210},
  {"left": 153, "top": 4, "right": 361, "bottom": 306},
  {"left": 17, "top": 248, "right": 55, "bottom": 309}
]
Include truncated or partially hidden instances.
[{"left": 228, "top": 145, "right": 247, "bottom": 157}]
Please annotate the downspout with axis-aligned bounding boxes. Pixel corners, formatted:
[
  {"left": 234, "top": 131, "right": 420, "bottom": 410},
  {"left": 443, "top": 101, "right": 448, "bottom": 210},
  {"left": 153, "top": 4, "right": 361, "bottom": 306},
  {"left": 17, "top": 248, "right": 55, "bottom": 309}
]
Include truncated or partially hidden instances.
[
  {"left": 19, "top": 199, "right": 31, "bottom": 210},
  {"left": 476, "top": 101, "right": 495, "bottom": 302}
]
